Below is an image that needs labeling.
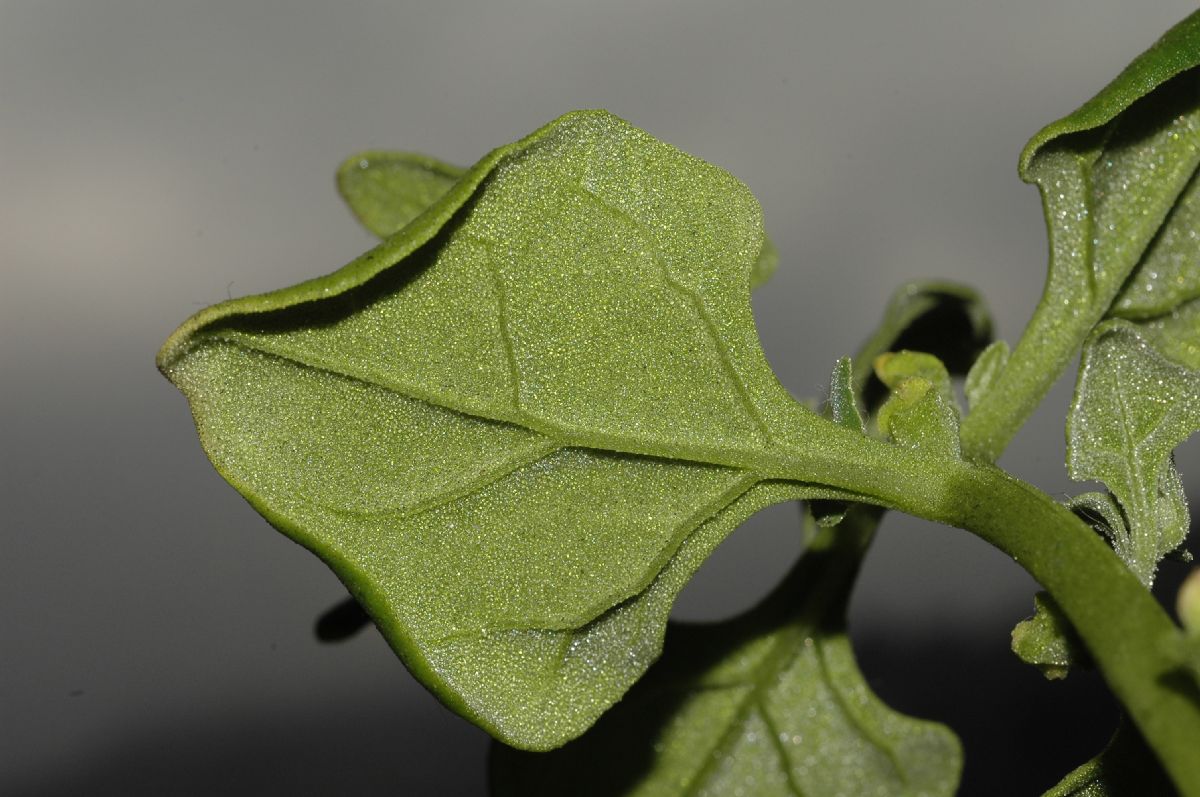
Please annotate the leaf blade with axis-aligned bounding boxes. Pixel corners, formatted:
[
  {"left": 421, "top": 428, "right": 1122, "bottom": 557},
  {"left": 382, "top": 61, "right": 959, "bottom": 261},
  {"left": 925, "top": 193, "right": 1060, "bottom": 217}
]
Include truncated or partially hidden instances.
[
  {"left": 159, "top": 110, "right": 869, "bottom": 749},
  {"left": 489, "top": 512, "right": 962, "bottom": 796},
  {"left": 1067, "top": 317, "right": 1200, "bottom": 585}
]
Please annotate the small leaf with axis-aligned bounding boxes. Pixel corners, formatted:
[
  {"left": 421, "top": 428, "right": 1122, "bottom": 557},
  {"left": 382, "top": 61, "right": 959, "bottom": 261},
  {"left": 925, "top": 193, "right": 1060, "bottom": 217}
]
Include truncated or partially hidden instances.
[
  {"left": 964, "top": 340, "right": 1009, "bottom": 411},
  {"left": 874, "top": 352, "right": 961, "bottom": 457},
  {"left": 337, "top": 151, "right": 467, "bottom": 238},
  {"left": 489, "top": 513, "right": 962, "bottom": 797},
  {"left": 1068, "top": 321, "right": 1200, "bottom": 586},
  {"left": 158, "top": 110, "right": 872, "bottom": 749},
  {"left": 1012, "top": 592, "right": 1088, "bottom": 680},
  {"left": 1042, "top": 724, "right": 1175, "bottom": 797}
]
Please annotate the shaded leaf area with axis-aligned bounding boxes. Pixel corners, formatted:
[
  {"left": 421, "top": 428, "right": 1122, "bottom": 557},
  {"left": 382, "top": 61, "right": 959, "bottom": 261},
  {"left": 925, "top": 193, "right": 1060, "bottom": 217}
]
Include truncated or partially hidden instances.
[
  {"left": 490, "top": 510, "right": 961, "bottom": 797},
  {"left": 854, "top": 281, "right": 991, "bottom": 411},
  {"left": 960, "top": 10, "right": 1200, "bottom": 459},
  {"left": 159, "top": 110, "right": 871, "bottom": 750},
  {"left": 336, "top": 148, "right": 781, "bottom": 289},
  {"left": 1067, "top": 317, "right": 1200, "bottom": 586},
  {"left": 1043, "top": 724, "right": 1176, "bottom": 797}
]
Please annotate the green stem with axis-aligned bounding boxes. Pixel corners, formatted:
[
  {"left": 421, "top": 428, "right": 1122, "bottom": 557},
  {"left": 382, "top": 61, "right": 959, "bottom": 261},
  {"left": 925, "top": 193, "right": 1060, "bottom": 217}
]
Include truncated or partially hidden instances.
[
  {"left": 852, "top": 449, "right": 1200, "bottom": 793},
  {"left": 957, "top": 280, "right": 1097, "bottom": 462},
  {"left": 777, "top": 421, "right": 1198, "bottom": 791}
]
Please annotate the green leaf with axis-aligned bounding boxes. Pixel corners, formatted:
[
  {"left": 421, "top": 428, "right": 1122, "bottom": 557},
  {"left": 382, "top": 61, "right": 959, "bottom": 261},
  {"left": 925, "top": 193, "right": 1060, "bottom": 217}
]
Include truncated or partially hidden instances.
[
  {"left": 489, "top": 511, "right": 962, "bottom": 797},
  {"left": 1136, "top": 297, "right": 1200, "bottom": 371},
  {"left": 1067, "top": 320, "right": 1200, "bottom": 586},
  {"left": 1012, "top": 592, "right": 1088, "bottom": 680},
  {"left": 336, "top": 150, "right": 466, "bottom": 238},
  {"left": 824, "top": 357, "right": 865, "bottom": 436},
  {"left": 873, "top": 352, "right": 961, "bottom": 458},
  {"left": 960, "top": 11, "right": 1200, "bottom": 460},
  {"left": 1108, "top": 167, "right": 1200, "bottom": 320},
  {"left": 337, "top": 149, "right": 782, "bottom": 289},
  {"left": 964, "top": 340, "right": 1009, "bottom": 411},
  {"left": 1042, "top": 725, "right": 1175, "bottom": 797},
  {"left": 158, "top": 110, "right": 874, "bottom": 750}
]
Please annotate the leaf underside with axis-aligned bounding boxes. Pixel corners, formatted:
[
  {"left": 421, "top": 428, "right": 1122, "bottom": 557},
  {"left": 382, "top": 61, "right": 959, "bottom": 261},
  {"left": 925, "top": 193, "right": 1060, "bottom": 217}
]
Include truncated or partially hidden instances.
[
  {"left": 337, "top": 148, "right": 782, "bottom": 290},
  {"left": 1067, "top": 314, "right": 1200, "bottom": 586},
  {"left": 490, "top": 511, "right": 961, "bottom": 797},
  {"left": 160, "top": 110, "right": 879, "bottom": 750},
  {"left": 960, "top": 12, "right": 1200, "bottom": 460}
]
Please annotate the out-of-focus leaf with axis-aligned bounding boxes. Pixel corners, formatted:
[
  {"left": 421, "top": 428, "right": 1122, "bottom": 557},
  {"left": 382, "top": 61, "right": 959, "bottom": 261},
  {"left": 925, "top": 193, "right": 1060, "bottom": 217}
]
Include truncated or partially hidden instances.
[
  {"left": 750, "top": 235, "right": 779, "bottom": 290},
  {"left": 337, "top": 151, "right": 466, "bottom": 238},
  {"left": 489, "top": 511, "right": 961, "bottom": 797},
  {"left": 964, "top": 340, "right": 1009, "bottom": 411},
  {"left": 1181, "top": 569, "right": 1200, "bottom": 635},
  {"left": 1042, "top": 725, "right": 1175, "bottom": 797}
]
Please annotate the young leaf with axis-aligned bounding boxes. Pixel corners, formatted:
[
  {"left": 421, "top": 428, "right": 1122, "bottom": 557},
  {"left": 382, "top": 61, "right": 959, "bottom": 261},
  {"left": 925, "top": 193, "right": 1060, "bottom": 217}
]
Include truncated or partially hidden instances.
[
  {"left": 158, "top": 110, "right": 875, "bottom": 750},
  {"left": 489, "top": 512, "right": 962, "bottom": 797},
  {"left": 337, "top": 149, "right": 782, "bottom": 288},
  {"left": 964, "top": 340, "right": 1009, "bottom": 411},
  {"left": 960, "top": 11, "right": 1200, "bottom": 460},
  {"left": 873, "top": 352, "right": 961, "bottom": 458},
  {"left": 336, "top": 150, "right": 466, "bottom": 238},
  {"left": 1042, "top": 725, "right": 1175, "bottom": 797},
  {"left": 1011, "top": 592, "right": 1087, "bottom": 680},
  {"left": 1068, "top": 320, "right": 1200, "bottom": 586}
]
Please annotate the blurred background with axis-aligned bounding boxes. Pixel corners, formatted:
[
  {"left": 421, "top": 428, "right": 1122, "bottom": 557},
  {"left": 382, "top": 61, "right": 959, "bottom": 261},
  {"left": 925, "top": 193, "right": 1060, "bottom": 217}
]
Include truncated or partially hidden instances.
[{"left": 3, "top": 2, "right": 1199, "bottom": 794}]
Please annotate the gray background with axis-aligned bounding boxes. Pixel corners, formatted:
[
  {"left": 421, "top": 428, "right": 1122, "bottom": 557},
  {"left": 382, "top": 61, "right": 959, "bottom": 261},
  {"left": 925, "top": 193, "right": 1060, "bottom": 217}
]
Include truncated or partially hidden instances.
[{"left": 3, "top": 2, "right": 1199, "bottom": 794}]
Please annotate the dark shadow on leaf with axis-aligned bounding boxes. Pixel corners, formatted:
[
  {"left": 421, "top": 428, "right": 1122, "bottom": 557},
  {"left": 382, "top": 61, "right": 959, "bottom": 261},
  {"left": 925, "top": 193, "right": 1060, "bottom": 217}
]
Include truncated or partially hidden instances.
[
  {"left": 861, "top": 291, "right": 992, "bottom": 410},
  {"left": 218, "top": 198, "right": 478, "bottom": 337}
]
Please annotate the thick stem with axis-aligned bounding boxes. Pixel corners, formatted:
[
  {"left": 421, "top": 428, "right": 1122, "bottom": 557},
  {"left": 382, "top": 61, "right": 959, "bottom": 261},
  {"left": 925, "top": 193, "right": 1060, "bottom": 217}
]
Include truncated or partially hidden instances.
[
  {"left": 957, "top": 287, "right": 1096, "bottom": 462},
  {"left": 898, "top": 458, "right": 1200, "bottom": 793},
  {"left": 779, "top": 426, "right": 1200, "bottom": 792}
]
